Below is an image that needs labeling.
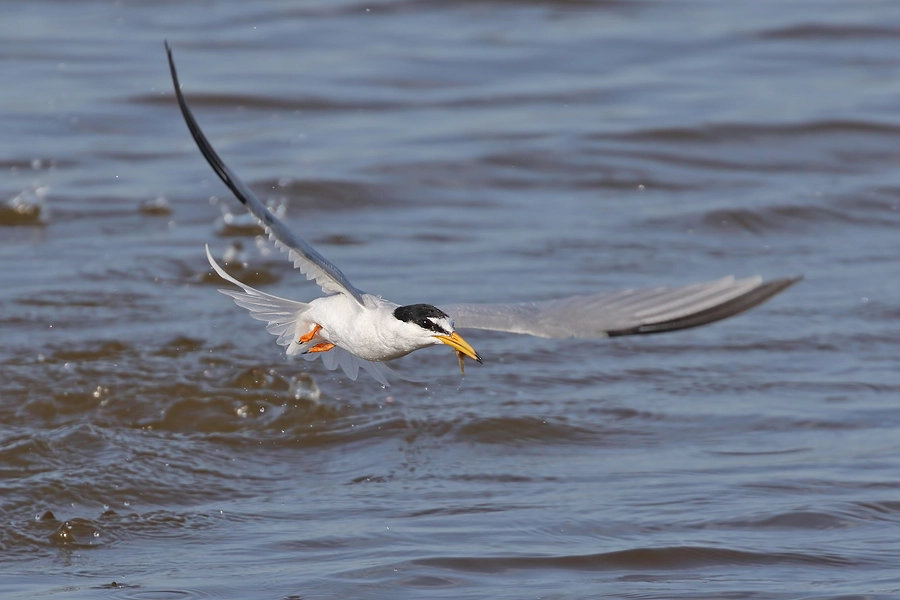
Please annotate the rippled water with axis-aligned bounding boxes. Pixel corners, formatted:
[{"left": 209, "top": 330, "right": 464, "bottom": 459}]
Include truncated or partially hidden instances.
[{"left": 4, "top": 1, "right": 900, "bottom": 598}]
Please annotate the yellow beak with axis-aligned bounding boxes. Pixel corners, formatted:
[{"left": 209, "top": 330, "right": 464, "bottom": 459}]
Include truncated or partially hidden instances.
[{"left": 435, "top": 332, "right": 483, "bottom": 364}]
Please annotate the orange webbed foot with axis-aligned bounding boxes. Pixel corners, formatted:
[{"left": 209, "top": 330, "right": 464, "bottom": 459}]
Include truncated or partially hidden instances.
[
  {"left": 308, "top": 342, "right": 335, "bottom": 353},
  {"left": 299, "top": 323, "right": 322, "bottom": 344}
]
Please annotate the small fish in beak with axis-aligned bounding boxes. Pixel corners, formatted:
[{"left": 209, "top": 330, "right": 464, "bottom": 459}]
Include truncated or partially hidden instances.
[{"left": 435, "top": 331, "right": 482, "bottom": 376}]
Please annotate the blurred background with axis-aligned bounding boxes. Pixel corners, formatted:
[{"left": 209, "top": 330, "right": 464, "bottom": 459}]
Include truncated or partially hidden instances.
[{"left": 3, "top": 1, "right": 900, "bottom": 598}]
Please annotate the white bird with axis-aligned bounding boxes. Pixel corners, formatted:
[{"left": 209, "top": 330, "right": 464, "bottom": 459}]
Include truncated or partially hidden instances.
[{"left": 165, "top": 43, "right": 800, "bottom": 387}]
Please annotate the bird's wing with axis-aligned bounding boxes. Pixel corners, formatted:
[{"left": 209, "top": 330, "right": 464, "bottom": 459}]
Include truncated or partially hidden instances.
[
  {"left": 442, "top": 275, "right": 800, "bottom": 339},
  {"left": 166, "top": 42, "right": 366, "bottom": 304}
]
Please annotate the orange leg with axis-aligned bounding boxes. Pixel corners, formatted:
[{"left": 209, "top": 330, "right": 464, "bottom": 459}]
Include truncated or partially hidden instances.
[
  {"left": 299, "top": 323, "right": 322, "bottom": 344},
  {"left": 308, "top": 342, "right": 335, "bottom": 353}
]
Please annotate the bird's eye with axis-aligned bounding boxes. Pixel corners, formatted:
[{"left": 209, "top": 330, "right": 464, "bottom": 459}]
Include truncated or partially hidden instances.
[{"left": 416, "top": 317, "right": 449, "bottom": 335}]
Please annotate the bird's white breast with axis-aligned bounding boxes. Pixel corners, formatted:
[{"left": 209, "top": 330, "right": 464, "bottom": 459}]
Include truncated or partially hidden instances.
[{"left": 307, "top": 294, "right": 433, "bottom": 362}]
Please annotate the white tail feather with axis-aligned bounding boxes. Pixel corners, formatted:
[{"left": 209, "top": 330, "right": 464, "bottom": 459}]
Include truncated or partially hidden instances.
[{"left": 205, "top": 245, "right": 404, "bottom": 386}]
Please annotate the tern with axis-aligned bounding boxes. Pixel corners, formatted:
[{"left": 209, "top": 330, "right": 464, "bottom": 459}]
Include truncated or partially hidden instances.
[{"left": 165, "top": 43, "right": 800, "bottom": 387}]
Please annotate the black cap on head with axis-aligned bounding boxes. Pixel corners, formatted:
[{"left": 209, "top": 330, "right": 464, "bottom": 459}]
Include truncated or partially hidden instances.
[{"left": 393, "top": 304, "right": 451, "bottom": 334}]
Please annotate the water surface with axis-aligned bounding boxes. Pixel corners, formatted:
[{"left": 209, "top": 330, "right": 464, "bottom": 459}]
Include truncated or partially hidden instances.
[{"left": 3, "top": 1, "right": 900, "bottom": 598}]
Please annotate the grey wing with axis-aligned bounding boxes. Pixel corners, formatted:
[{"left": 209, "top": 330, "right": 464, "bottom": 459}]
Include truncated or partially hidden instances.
[
  {"left": 165, "top": 43, "right": 365, "bottom": 304},
  {"left": 442, "top": 275, "right": 800, "bottom": 339}
]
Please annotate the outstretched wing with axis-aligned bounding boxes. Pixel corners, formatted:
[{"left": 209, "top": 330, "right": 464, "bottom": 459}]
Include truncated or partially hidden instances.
[
  {"left": 166, "top": 42, "right": 365, "bottom": 304},
  {"left": 442, "top": 275, "right": 800, "bottom": 339}
]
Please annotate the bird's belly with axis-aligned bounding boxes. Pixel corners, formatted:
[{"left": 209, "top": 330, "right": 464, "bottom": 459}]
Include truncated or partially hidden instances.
[
  {"left": 323, "top": 324, "right": 415, "bottom": 362},
  {"left": 312, "top": 300, "right": 418, "bottom": 362}
]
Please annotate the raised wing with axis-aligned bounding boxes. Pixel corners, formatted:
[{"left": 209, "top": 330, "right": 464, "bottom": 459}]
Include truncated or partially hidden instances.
[
  {"left": 443, "top": 275, "right": 800, "bottom": 339},
  {"left": 166, "top": 42, "right": 365, "bottom": 304}
]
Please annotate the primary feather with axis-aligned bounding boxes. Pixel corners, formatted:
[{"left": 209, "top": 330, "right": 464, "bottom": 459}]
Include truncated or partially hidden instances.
[{"left": 443, "top": 275, "right": 800, "bottom": 339}]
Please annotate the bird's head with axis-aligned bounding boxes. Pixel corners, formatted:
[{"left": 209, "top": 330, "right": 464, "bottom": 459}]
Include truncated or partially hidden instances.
[{"left": 393, "top": 304, "right": 482, "bottom": 374}]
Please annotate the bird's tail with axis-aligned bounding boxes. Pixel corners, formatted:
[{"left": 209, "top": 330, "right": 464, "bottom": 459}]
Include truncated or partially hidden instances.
[{"left": 205, "top": 245, "right": 314, "bottom": 354}]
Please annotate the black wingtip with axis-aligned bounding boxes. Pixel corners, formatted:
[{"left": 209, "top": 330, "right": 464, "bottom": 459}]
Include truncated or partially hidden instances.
[
  {"left": 164, "top": 40, "right": 251, "bottom": 211},
  {"left": 164, "top": 40, "right": 175, "bottom": 80},
  {"left": 606, "top": 275, "right": 802, "bottom": 337}
]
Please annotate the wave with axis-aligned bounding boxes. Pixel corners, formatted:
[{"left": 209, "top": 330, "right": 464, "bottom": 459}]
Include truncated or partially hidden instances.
[{"left": 416, "top": 545, "right": 860, "bottom": 572}]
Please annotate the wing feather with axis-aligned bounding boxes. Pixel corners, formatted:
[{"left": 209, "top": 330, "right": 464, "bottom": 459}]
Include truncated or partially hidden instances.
[
  {"left": 165, "top": 42, "right": 365, "bottom": 304},
  {"left": 443, "top": 276, "right": 800, "bottom": 339}
]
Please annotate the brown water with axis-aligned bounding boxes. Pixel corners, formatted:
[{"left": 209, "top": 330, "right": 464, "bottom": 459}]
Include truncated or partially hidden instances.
[{"left": 4, "top": 2, "right": 900, "bottom": 598}]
